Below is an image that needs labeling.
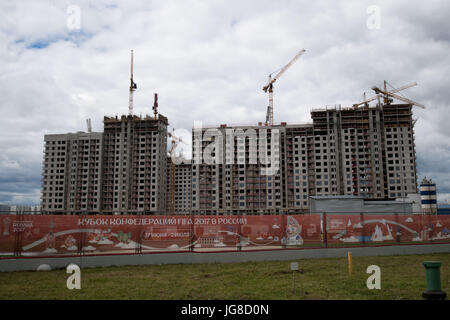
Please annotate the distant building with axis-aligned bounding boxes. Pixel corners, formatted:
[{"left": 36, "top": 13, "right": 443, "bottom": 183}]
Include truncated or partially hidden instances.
[
  {"left": 30, "top": 205, "right": 41, "bottom": 213},
  {"left": 437, "top": 203, "right": 450, "bottom": 215},
  {"left": 310, "top": 195, "right": 414, "bottom": 215},
  {"left": 1, "top": 205, "right": 41, "bottom": 214},
  {"left": 0, "top": 205, "right": 10, "bottom": 213}
]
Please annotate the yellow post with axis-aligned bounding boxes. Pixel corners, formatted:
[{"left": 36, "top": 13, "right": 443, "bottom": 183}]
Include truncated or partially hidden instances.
[{"left": 348, "top": 252, "right": 352, "bottom": 276}]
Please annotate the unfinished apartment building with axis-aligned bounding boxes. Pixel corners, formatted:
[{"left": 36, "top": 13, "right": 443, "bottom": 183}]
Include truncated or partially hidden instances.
[
  {"left": 101, "top": 114, "right": 168, "bottom": 214},
  {"left": 41, "top": 132, "right": 103, "bottom": 214},
  {"left": 191, "top": 123, "right": 315, "bottom": 214},
  {"left": 42, "top": 114, "right": 169, "bottom": 215},
  {"left": 311, "top": 103, "right": 418, "bottom": 200},
  {"left": 191, "top": 103, "right": 418, "bottom": 214},
  {"left": 166, "top": 156, "right": 192, "bottom": 213}
]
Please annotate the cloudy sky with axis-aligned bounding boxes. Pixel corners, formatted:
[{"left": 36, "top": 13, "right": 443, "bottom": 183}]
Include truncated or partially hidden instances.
[{"left": 0, "top": 0, "right": 449, "bottom": 205}]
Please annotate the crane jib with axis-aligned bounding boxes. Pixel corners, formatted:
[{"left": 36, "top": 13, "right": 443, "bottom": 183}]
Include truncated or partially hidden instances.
[{"left": 263, "top": 48, "right": 306, "bottom": 126}]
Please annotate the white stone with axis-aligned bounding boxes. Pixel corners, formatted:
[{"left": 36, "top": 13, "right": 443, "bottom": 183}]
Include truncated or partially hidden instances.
[{"left": 36, "top": 264, "right": 52, "bottom": 271}]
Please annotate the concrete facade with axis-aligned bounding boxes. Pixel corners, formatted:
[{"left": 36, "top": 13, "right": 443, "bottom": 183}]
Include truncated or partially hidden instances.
[
  {"left": 191, "top": 123, "right": 314, "bottom": 214},
  {"left": 167, "top": 156, "right": 192, "bottom": 213},
  {"left": 41, "top": 132, "right": 103, "bottom": 214},
  {"left": 191, "top": 104, "right": 418, "bottom": 214},
  {"left": 101, "top": 115, "right": 168, "bottom": 214}
]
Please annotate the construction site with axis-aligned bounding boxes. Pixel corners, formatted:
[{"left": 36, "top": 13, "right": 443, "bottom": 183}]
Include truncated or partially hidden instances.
[{"left": 40, "top": 49, "right": 427, "bottom": 216}]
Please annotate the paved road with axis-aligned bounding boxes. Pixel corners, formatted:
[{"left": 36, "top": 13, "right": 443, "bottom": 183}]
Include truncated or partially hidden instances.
[{"left": 1, "top": 242, "right": 449, "bottom": 272}]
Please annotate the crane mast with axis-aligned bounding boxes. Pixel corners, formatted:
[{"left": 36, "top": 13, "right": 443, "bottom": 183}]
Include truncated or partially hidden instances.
[
  {"left": 153, "top": 93, "right": 159, "bottom": 119},
  {"left": 86, "top": 118, "right": 92, "bottom": 133},
  {"left": 128, "top": 49, "right": 137, "bottom": 115}
]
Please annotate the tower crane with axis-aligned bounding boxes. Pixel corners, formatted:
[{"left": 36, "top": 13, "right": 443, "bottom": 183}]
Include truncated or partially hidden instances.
[
  {"left": 167, "top": 130, "right": 186, "bottom": 213},
  {"left": 262, "top": 48, "right": 306, "bottom": 126},
  {"left": 352, "top": 81, "right": 418, "bottom": 108},
  {"left": 371, "top": 82, "right": 425, "bottom": 109},
  {"left": 153, "top": 93, "right": 159, "bottom": 119},
  {"left": 86, "top": 118, "right": 92, "bottom": 133},
  {"left": 128, "top": 49, "right": 137, "bottom": 115}
]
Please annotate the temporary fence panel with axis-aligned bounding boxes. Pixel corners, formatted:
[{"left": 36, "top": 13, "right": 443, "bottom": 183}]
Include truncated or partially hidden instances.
[
  {"left": 324, "top": 214, "right": 365, "bottom": 245},
  {"left": 364, "top": 214, "right": 423, "bottom": 243},
  {"left": 16, "top": 215, "right": 191, "bottom": 256},
  {"left": 11, "top": 215, "right": 81, "bottom": 256},
  {"left": 284, "top": 215, "right": 322, "bottom": 247},
  {"left": 323, "top": 213, "right": 450, "bottom": 245},
  {"left": 138, "top": 216, "right": 192, "bottom": 251},
  {"left": 239, "top": 215, "right": 283, "bottom": 248},
  {"left": 0, "top": 215, "right": 20, "bottom": 255},
  {"left": 193, "top": 215, "right": 242, "bottom": 249}
]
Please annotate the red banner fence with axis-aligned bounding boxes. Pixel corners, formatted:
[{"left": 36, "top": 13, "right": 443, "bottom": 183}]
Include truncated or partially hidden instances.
[{"left": 0, "top": 213, "right": 449, "bottom": 257}]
